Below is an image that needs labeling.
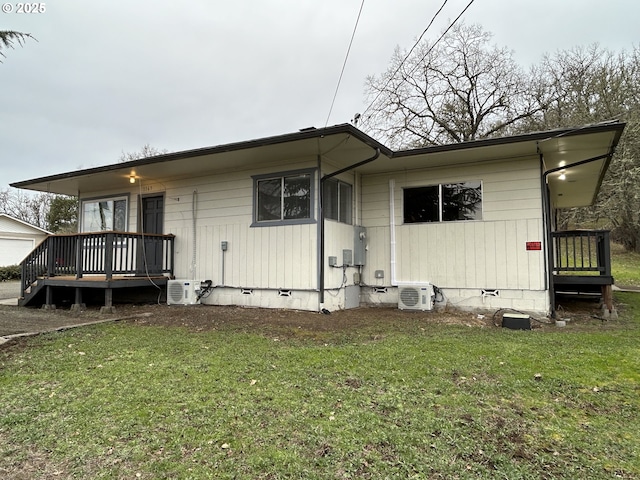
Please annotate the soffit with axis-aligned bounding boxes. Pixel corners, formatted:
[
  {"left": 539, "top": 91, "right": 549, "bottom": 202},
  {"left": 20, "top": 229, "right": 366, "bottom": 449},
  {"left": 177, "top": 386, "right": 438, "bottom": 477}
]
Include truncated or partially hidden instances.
[
  {"left": 11, "top": 123, "right": 624, "bottom": 209},
  {"left": 12, "top": 131, "right": 387, "bottom": 196}
]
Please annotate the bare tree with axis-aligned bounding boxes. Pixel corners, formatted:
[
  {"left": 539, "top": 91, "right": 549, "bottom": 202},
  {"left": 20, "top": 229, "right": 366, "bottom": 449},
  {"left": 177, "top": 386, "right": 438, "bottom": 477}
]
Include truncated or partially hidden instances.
[
  {"left": 534, "top": 44, "right": 640, "bottom": 251},
  {"left": 119, "top": 144, "right": 168, "bottom": 163},
  {"left": 534, "top": 44, "right": 630, "bottom": 128},
  {"left": 361, "top": 23, "right": 549, "bottom": 148},
  {"left": 0, "top": 188, "right": 51, "bottom": 229}
]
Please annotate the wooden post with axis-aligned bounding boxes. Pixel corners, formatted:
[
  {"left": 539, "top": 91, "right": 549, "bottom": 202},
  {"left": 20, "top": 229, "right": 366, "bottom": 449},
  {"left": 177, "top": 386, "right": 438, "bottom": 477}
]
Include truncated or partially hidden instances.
[
  {"left": 46, "top": 239, "right": 55, "bottom": 278},
  {"left": 20, "top": 260, "right": 26, "bottom": 298},
  {"left": 70, "top": 287, "right": 85, "bottom": 312},
  {"left": 100, "top": 287, "right": 116, "bottom": 314},
  {"left": 42, "top": 284, "right": 56, "bottom": 310},
  {"left": 601, "top": 285, "right": 614, "bottom": 315},
  {"left": 75, "top": 234, "right": 84, "bottom": 279},
  {"left": 105, "top": 232, "right": 114, "bottom": 280}
]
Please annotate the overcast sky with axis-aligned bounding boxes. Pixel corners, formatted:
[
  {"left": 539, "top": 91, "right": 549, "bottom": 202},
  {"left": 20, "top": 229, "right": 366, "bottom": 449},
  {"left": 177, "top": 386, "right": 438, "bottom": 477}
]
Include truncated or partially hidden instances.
[{"left": 2, "top": 0, "right": 638, "bottom": 190}]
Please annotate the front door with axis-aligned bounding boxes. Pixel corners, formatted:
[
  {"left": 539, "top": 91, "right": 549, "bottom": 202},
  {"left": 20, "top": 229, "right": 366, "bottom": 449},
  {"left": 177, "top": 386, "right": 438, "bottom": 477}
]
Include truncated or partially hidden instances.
[{"left": 140, "top": 195, "right": 164, "bottom": 274}]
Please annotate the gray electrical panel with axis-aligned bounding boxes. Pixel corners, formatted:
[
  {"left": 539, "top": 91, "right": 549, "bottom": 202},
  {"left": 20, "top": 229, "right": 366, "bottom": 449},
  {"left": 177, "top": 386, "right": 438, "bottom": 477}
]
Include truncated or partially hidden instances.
[
  {"left": 354, "top": 226, "right": 366, "bottom": 266},
  {"left": 342, "top": 249, "right": 353, "bottom": 266}
]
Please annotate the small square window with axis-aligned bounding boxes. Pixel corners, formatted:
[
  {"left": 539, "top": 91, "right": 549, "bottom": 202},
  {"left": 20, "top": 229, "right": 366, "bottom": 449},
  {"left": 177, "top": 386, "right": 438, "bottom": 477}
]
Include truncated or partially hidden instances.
[{"left": 403, "top": 185, "right": 439, "bottom": 223}]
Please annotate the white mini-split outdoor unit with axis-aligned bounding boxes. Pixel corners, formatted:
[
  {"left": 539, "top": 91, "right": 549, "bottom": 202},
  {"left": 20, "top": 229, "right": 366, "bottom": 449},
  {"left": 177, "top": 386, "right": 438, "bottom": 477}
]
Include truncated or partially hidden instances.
[
  {"left": 398, "top": 283, "right": 434, "bottom": 311},
  {"left": 167, "top": 279, "right": 200, "bottom": 305}
]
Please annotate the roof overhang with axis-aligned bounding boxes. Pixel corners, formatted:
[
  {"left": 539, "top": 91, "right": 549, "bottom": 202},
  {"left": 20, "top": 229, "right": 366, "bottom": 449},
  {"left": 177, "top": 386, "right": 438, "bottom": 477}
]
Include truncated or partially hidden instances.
[
  {"left": 10, "top": 125, "right": 391, "bottom": 197},
  {"left": 537, "top": 124, "right": 624, "bottom": 208},
  {"left": 11, "top": 122, "right": 625, "bottom": 209}
]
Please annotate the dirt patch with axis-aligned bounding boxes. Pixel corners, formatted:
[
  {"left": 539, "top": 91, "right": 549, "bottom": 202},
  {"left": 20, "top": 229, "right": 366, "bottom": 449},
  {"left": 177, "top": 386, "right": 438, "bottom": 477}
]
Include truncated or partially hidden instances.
[
  {"left": 122, "top": 303, "right": 493, "bottom": 335},
  {"left": 0, "top": 305, "right": 122, "bottom": 338},
  {"left": 0, "top": 292, "right": 620, "bottom": 342}
]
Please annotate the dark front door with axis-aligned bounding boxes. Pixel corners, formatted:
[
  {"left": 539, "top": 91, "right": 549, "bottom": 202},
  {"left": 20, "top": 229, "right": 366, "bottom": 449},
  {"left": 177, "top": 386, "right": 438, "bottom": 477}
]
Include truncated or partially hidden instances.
[{"left": 140, "top": 195, "right": 164, "bottom": 274}]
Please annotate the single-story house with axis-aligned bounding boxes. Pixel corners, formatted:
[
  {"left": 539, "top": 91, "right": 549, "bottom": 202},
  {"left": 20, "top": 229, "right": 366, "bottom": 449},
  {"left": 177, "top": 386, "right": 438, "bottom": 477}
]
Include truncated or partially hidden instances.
[
  {"left": 11, "top": 121, "right": 625, "bottom": 315},
  {"left": 0, "top": 214, "right": 50, "bottom": 267}
]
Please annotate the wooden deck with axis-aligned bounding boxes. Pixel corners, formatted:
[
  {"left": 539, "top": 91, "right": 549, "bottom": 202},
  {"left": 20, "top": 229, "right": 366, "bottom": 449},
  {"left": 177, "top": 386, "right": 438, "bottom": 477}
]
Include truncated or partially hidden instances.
[
  {"left": 22, "top": 275, "right": 171, "bottom": 310},
  {"left": 19, "top": 231, "right": 175, "bottom": 308},
  {"left": 35, "top": 275, "right": 170, "bottom": 287},
  {"left": 551, "top": 230, "right": 614, "bottom": 313}
]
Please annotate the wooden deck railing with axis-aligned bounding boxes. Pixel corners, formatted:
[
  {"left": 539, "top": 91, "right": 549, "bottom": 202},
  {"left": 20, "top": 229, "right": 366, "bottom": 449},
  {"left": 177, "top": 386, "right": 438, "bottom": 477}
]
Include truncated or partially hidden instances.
[
  {"left": 552, "top": 230, "right": 611, "bottom": 276},
  {"left": 20, "top": 231, "right": 175, "bottom": 298}
]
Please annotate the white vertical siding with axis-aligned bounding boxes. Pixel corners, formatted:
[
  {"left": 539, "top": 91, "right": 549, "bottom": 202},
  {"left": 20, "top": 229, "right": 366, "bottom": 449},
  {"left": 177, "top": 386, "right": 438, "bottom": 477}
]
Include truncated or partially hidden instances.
[
  {"left": 324, "top": 220, "right": 357, "bottom": 289},
  {"left": 160, "top": 161, "right": 319, "bottom": 291}
]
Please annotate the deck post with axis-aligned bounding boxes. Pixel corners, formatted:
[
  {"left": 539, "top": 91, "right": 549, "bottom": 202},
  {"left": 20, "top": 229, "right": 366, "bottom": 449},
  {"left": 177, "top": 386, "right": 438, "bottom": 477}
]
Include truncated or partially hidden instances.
[
  {"left": 601, "top": 285, "right": 617, "bottom": 319},
  {"left": 598, "top": 231, "right": 612, "bottom": 277},
  {"left": 46, "top": 241, "right": 55, "bottom": 278},
  {"left": 70, "top": 287, "right": 85, "bottom": 312},
  {"left": 100, "top": 288, "right": 116, "bottom": 314},
  {"left": 75, "top": 234, "right": 84, "bottom": 279},
  {"left": 105, "top": 233, "right": 114, "bottom": 280},
  {"left": 42, "top": 284, "right": 56, "bottom": 310},
  {"left": 20, "top": 260, "right": 26, "bottom": 299}
]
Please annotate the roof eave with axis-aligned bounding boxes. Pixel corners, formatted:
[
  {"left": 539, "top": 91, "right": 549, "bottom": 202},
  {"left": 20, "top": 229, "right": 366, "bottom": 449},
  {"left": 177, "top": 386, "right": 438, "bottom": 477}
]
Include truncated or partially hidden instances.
[{"left": 10, "top": 124, "right": 391, "bottom": 191}]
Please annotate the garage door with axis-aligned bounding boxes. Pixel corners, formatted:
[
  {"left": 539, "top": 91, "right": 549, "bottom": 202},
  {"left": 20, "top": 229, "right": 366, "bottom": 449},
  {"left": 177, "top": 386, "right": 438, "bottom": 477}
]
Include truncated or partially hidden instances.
[{"left": 0, "top": 238, "right": 34, "bottom": 267}]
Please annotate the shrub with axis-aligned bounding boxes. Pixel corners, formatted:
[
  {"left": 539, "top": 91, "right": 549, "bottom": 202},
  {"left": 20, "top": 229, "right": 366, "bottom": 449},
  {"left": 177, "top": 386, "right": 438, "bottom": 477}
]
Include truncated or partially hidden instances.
[{"left": 0, "top": 265, "right": 21, "bottom": 282}]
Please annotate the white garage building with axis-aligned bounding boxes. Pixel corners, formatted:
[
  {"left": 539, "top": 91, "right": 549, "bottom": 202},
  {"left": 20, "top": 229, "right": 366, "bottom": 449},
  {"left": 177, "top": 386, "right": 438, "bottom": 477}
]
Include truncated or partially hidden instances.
[{"left": 0, "top": 214, "right": 50, "bottom": 267}]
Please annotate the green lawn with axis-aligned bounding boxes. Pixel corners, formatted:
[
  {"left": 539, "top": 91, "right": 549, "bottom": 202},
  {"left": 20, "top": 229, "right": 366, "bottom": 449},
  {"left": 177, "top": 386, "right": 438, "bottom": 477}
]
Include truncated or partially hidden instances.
[
  {"left": 1, "top": 294, "right": 640, "bottom": 479},
  {"left": 612, "top": 242, "right": 640, "bottom": 287}
]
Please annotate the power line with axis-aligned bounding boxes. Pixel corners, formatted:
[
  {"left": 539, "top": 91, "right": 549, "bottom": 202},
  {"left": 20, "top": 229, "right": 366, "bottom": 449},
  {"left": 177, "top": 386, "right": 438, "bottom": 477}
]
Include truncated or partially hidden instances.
[
  {"left": 324, "top": 0, "right": 366, "bottom": 128},
  {"left": 399, "top": 0, "right": 450, "bottom": 71},
  {"left": 361, "top": 0, "right": 476, "bottom": 120},
  {"left": 408, "top": 0, "right": 476, "bottom": 77}
]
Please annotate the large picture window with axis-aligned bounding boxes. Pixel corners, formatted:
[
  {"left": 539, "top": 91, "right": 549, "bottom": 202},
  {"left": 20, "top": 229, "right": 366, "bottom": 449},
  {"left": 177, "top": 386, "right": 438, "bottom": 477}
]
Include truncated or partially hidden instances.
[
  {"left": 81, "top": 196, "right": 128, "bottom": 232},
  {"left": 404, "top": 181, "right": 482, "bottom": 223},
  {"left": 323, "top": 178, "right": 353, "bottom": 224},
  {"left": 253, "top": 169, "right": 315, "bottom": 226}
]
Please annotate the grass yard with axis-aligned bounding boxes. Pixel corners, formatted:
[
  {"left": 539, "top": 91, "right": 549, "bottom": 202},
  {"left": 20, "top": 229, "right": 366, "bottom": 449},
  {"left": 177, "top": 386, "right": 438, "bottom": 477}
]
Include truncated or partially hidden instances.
[
  {"left": 1, "top": 292, "right": 639, "bottom": 479},
  {"left": 612, "top": 242, "right": 640, "bottom": 287}
]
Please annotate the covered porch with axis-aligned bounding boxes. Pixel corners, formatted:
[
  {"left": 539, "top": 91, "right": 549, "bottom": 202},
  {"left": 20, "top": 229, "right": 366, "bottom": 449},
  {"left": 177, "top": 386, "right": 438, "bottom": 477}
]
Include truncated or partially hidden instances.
[{"left": 20, "top": 231, "right": 175, "bottom": 310}]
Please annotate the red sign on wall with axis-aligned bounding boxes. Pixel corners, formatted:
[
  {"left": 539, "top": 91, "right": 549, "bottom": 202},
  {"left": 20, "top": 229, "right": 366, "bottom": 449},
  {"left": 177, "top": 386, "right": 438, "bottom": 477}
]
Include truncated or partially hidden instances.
[{"left": 526, "top": 241, "right": 542, "bottom": 251}]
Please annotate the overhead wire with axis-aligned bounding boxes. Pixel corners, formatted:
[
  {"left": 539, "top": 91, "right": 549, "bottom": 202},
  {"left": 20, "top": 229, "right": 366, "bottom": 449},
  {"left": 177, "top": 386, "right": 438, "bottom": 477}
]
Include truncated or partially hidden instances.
[
  {"left": 406, "top": 0, "right": 476, "bottom": 77},
  {"left": 360, "top": 0, "right": 476, "bottom": 121},
  {"left": 324, "top": 0, "right": 366, "bottom": 128}
]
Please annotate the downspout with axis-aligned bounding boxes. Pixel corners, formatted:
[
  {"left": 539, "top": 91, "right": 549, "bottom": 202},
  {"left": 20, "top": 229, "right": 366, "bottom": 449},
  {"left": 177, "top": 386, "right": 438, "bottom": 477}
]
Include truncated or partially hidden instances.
[
  {"left": 191, "top": 190, "right": 198, "bottom": 280},
  {"left": 318, "top": 147, "right": 381, "bottom": 307},
  {"left": 541, "top": 152, "right": 612, "bottom": 318},
  {"left": 389, "top": 179, "right": 397, "bottom": 286},
  {"left": 540, "top": 154, "right": 554, "bottom": 317}
]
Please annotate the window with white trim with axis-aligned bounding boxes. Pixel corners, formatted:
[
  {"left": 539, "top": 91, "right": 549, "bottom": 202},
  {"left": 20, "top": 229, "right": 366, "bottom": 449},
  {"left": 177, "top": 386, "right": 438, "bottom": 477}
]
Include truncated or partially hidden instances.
[
  {"left": 323, "top": 178, "right": 353, "bottom": 224},
  {"left": 253, "top": 169, "right": 315, "bottom": 226},
  {"left": 81, "top": 196, "right": 128, "bottom": 232},
  {"left": 404, "top": 181, "right": 482, "bottom": 223}
]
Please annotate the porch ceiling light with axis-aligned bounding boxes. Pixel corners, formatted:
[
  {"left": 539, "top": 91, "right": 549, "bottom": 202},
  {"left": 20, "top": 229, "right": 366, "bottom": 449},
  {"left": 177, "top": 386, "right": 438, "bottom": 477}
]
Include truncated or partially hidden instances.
[{"left": 129, "top": 173, "right": 136, "bottom": 184}]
